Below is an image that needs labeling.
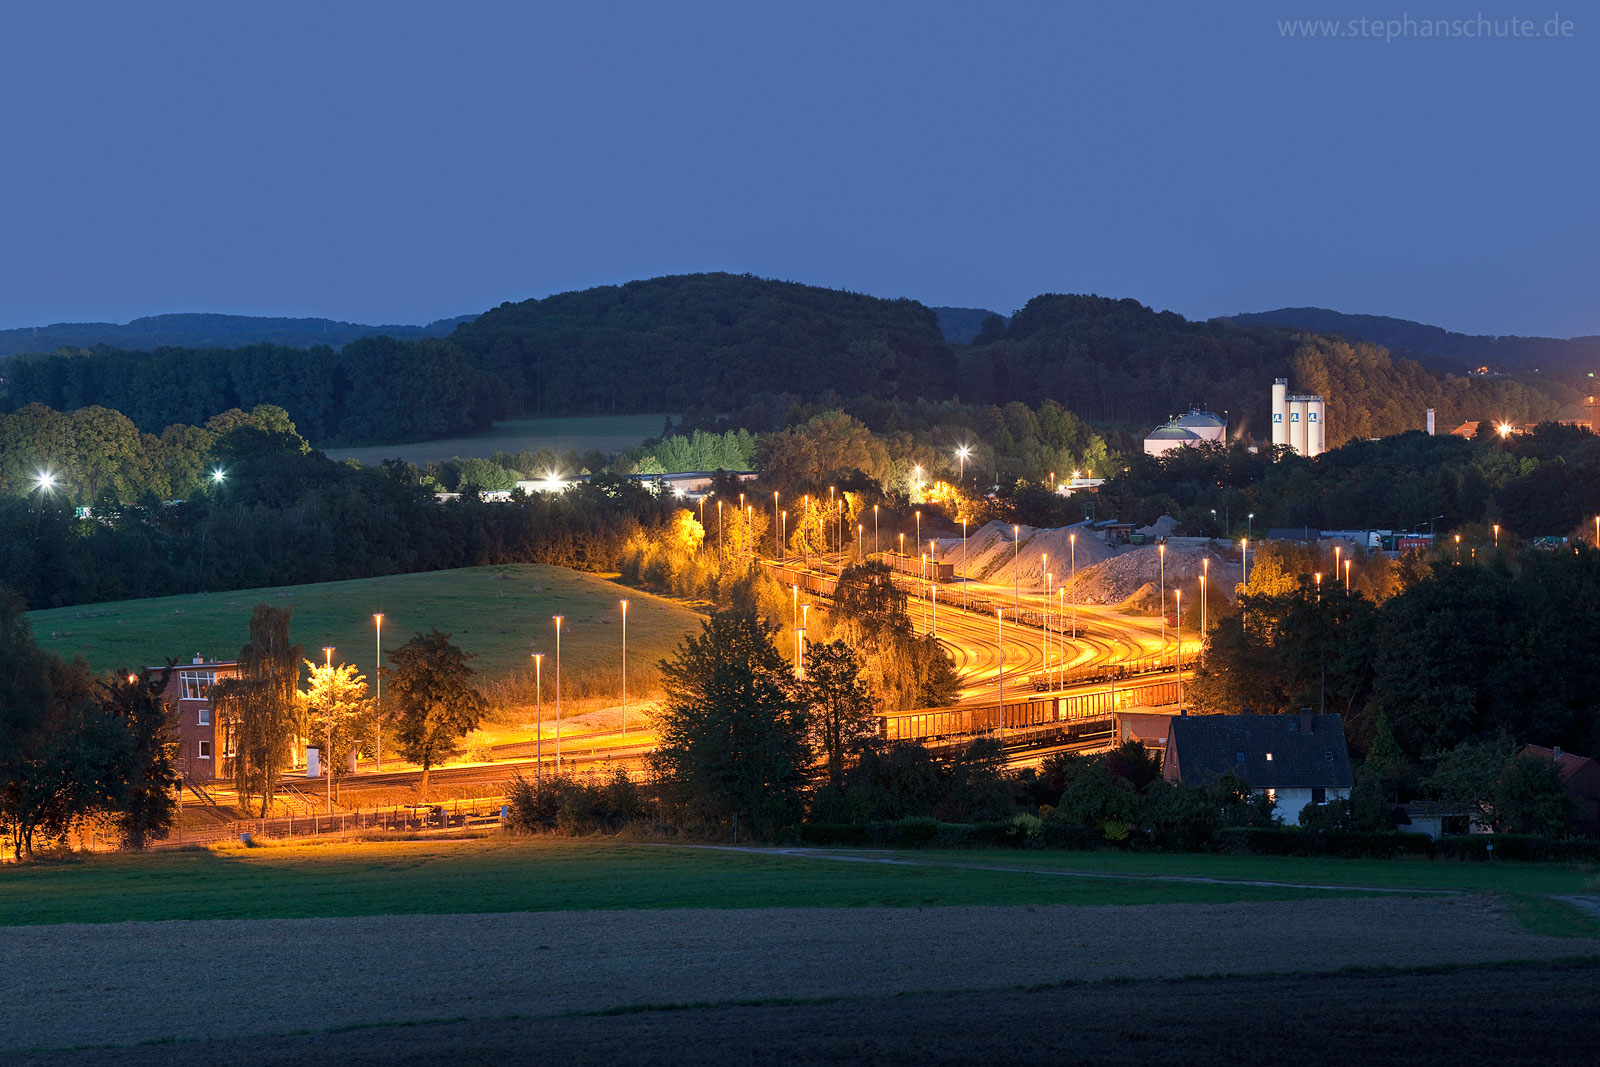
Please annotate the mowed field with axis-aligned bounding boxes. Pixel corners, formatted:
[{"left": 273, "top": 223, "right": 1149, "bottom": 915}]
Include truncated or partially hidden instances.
[
  {"left": 25, "top": 564, "right": 703, "bottom": 682},
  {"left": 1, "top": 839, "right": 1597, "bottom": 1062},
  {"left": 321, "top": 413, "right": 672, "bottom": 466}
]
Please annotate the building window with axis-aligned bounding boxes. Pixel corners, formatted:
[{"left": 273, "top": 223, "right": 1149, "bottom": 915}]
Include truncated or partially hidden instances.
[
  {"left": 180, "top": 670, "right": 216, "bottom": 700},
  {"left": 1265, "top": 752, "right": 1273, "bottom": 761},
  {"left": 1312, "top": 787, "right": 1327, "bottom": 805},
  {"left": 198, "top": 740, "right": 212, "bottom": 759},
  {"left": 197, "top": 706, "right": 210, "bottom": 727},
  {"left": 1266, "top": 788, "right": 1277, "bottom": 803}
]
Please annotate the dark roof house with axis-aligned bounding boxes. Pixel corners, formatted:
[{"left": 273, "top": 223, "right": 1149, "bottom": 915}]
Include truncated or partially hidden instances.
[{"left": 1164, "top": 712, "right": 1353, "bottom": 825}]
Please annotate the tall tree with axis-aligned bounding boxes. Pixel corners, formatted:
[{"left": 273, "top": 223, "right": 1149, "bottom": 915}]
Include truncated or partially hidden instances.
[
  {"left": 652, "top": 609, "right": 811, "bottom": 834},
  {"left": 213, "top": 604, "right": 302, "bottom": 816},
  {"left": 388, "top": 629, "right": 487, "bottom": 798},
  {"left": 802, "top": 640, "right": 878, "bottom": 786},
  {"left": 298, "top": 661, "right": 371, "bottom": 799}
]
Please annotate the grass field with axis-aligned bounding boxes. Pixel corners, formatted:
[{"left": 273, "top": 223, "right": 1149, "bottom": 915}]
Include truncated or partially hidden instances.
[
  {"left": 321, "top": 413, "right": 672, "bottom": 466},
  {"left": 25, "top": 564, "right": 702, "bottom": 684},
  {"left": 0, "top": 839, "right": 1385, "bottom": 925}
]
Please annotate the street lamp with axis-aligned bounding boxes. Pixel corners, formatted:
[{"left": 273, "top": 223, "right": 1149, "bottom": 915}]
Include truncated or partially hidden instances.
[
  {"left": 956, "top": 445, "right": 970, "bottom": 486},
  {"left": 531, "top": 652, "right": 544, "bottom": 782},
  {"left": 1174, "top": 589, "right": 1182, "bottom": 709},
  {"left": 1344, "top": 558, "right": 1352, "bottom": 592},
  {"left": 1493, "top": 523, "right": 1500, "bottom": 548},
  {"left": 914, "top": 510, "right": 921, "bottom": 567},
  {"left": 1242, "top": 536, "right": 1250, "bottom": 587},
  {"left": 961, "top": 519, "right": 969, "bottom": 608},
  {"left": 1069, "top": 532, "right": 1077, "bottom": 640},
  {"left": 619, "top": 599, "right": 628, "bottom": 742},
  {"left": 1158, "top": 542, "right": 1167, "bottom": 666},
  {"left": 553, "top": 615, "right": 563, "bottom": 772},
  {"left": 1012, "top": 524, "right": 1021, "bottom": 613},
  {"left": 996, "top": 607, "right": 1004, "bottom": 742},
  {"left": 873, "top": 504, "right": 880, "bottom": 556},
  {"left": 373, "top": 613, "right": 383, "bottom": 770}
]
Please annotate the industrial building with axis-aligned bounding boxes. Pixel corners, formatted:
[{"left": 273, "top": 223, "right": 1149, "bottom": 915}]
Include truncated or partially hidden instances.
[
  {"left": 1142, "top": 408, "right": 1226, "bottom": 457},
  {"left": 1270, "top": 378, "right": 1326, "bottom": 457}
]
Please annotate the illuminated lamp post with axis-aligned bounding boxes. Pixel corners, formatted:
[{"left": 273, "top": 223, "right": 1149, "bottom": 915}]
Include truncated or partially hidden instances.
[
  {"left": 857, "top": 523, "right": 864, "bottom": 561},
  {"left": 961, "top": 519, "right": 969, "bottom": 609},
  {"left": 1344, "top": 557, "right": 1351, "bottom": 592},
  {"left": 1492, "top": 523, "right": 1499, "bottom": 549},
  {"left": 1012, "top": 524, "right": 1021, "bottom": 614},
  {"left": 1174, "top": 589, "right": 1182, "bottom": 710},
  {"left": 1158, "top": 542, "right": 1167, "bottom": 667},
  {"left": 553, "top": 615, "right": 563, "bottom": 772},
  {"left": 372, "top": 613, "right": 383, "bottom": 770},
  {"left": 619, "top": 599, "right": 628, "bottom": 742},
  {"left": 956, "top": 445, "right": 970, "bottom": 487},
  {"left": 321, "top": 646, "right": 335, "bottom": 812},
  {"left": 873, "top": 504, "right": 880, "bottom": 557},
  {"left": 773, "top": 492, "right": 780, "bottom": 558},
  {"left": 1045, "top": 569, "right": 1053, "bottom": 688},
  {"left": 996, "top": 607, "right": 1004, "bottom": 742},
  {"left": 915, "top": 511, "right": 921, "bottom": 566},
  {"left": 1454, "top": 533, "right": 1462, "bottom": 564},
  {"left": 531, "top": 652, "right": 543, "bottom": 783},
  {"left": 1056, "top": 586, "right": 1064, "bottom": 687},
  {"left": 1070, "top": 531, "right": 1077, "bottom": 640},
  {"left": 1334, "top": 544, "right": 1342, "bottom": 588}
]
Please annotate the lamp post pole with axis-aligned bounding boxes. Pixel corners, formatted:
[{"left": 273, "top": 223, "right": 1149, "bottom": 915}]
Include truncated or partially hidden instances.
[
  {"left": 1158, "top": 542, "right": 1167, "bottom": 667},
  {"left": 961, "top": 519, "right": 969, "bottom": 608},
  {"left": 372, "top": 613, "right": 383, "bottom": 770},
  {"left": 553, "top": 616, "right": 563, "bottom": 773},
  {"left": 1069, "top": 532, "right": 1077, "bottom": 640},
  {"left": 620, "top": 599, "right": 628, "bottom": 742},
  {"left": 996, "top": 607, "right": 1004, "bottom": 742},
  {"left": 1012, "top": 525, "right": 1020, "bottom": 614},
  {"left": 874, "top": 505, "right": 879, "bottom": 557},
  {"left": 1174, "top": 589, "right": 1182, "bottom": 709},
  {"left": 321, "top": 646, "right": 334, "bottom": 813},
  {"left": 532, "top": 653, "right": 543, "bottom": 783},
  {"left": 773, "top": 492, "right": 780, "bottom": 559}
]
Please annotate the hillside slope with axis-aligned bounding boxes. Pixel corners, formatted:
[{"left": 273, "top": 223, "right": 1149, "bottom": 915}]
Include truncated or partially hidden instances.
[
  {"left": 450, "top": 272, "right": 958, "bottom": 418},
  {"left": 0, "top": 312, "right": 475, "bottom": 359},
  {"left": 1225, "top": 307, "right": 1600, "bottom": 375}
]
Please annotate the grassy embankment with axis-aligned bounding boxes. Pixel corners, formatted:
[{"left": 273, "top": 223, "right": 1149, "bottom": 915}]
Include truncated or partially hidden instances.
[
  {"left": 320, "top": 412, "right": 670, "bottom": 466},
  {"left": 2, "top": 838, "right": 1596, "bottom": 930},
  {"left": 25, "top": 564, "right": 701, "bottom": 690}
]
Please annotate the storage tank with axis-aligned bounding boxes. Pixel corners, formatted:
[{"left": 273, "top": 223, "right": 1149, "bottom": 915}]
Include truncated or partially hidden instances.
[
  {"left": 1426, "top": 408, "right": 1436, "bottom": 436},
  {"left": 1307, "top": 397, "right": 1325, "bottom": 456},
  {"left": 1289, "top": 398, "right": 1309, "bottom": 455},
  {"left": 1271, "top": 379, "right": 1289, "bottom": 449}
]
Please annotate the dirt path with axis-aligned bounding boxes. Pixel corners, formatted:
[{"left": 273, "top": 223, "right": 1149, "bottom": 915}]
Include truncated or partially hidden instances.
[{"left": 1, "top": 897, "right": 1587, "bottom": 1052}]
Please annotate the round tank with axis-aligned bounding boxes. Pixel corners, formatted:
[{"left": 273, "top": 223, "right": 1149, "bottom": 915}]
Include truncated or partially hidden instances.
[{"left": 1290, "top": 398, "right": 1309, "bottom": 455}]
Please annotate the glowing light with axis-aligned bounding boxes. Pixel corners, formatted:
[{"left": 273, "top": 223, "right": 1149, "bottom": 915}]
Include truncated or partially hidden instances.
[{"left": 35, "top": 471, "right": 56, "bottom": 492}]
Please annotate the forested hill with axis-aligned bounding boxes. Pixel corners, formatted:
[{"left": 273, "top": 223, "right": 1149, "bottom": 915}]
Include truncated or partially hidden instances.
[
  {"left": 931, "top": 306, "right": 1003, "bottom": 345},
  {"left": 0, "top": 312, "right": 476, "bottom": 359},
  {"left": 0, "top": 274, "right": 958, "bottom": 445},
  {"left": 1224, "top": 307, "right": 1600, "bottom": 375},
  {"left": 960, "top": 294, "right": 1572, "bottom": 447},
  {"left": 450, "top": 273, "right": 957, "bottom": 420}
]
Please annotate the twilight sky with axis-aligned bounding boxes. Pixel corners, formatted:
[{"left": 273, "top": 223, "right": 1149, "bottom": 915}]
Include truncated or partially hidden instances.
[{"left": 1, "top": 1, "right": 1595, "bottom": 336}]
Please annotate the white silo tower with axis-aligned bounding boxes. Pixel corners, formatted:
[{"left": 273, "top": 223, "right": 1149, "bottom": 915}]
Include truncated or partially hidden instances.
[
  {"left": 1289, "top": 397, "right": 1309, "bottom": 455},
  {"left": 1307, "top": 397, "right": 1326, "bottom": 456},
  {"left": 1271, "top": 379, "right": 1289, "bottom": 449}
]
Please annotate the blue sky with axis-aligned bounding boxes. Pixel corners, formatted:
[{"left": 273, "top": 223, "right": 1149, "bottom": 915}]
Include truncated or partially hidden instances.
[{"left": 1, "top": 1, "right": 1594, "bottom": 336}]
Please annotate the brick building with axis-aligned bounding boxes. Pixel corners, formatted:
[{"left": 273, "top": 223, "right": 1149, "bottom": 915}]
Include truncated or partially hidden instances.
[{"left": 150, "top": 656, "right": 239, "bottom": 784}]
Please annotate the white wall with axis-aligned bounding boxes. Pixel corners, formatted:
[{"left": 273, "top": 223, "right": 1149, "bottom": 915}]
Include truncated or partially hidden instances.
[{"left": 1262, "top": 787, "right": 1347, "bottom": 825}]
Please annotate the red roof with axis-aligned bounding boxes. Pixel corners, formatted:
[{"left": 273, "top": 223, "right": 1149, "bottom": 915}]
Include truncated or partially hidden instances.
[{"left": 1522, "top": 745, "right": 1597, "bottom": 784}]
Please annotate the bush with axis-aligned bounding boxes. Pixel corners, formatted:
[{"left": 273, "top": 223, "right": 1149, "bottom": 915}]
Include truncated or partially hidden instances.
[
  {"left": 505, "top": 770, "right": 648, "bottom": 835},
  {"left": 1216, "top": 827, "right": 1437, "bottom": 859}
]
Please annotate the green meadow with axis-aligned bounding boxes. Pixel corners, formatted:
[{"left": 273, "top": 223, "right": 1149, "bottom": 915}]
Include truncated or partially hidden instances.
[{"left": 25, "top": 564, "right": 702, "bottom": 682}]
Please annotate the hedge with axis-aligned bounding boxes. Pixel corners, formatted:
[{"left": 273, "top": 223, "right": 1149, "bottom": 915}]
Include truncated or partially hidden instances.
[{"left": 798, "top": 821, "right": 1600, "bottom": 862}]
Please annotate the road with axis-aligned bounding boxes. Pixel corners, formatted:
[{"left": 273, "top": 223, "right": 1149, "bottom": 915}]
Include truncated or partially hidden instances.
[{"left": 278, "top": 554, "right": 1191, "bottom": 803}]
